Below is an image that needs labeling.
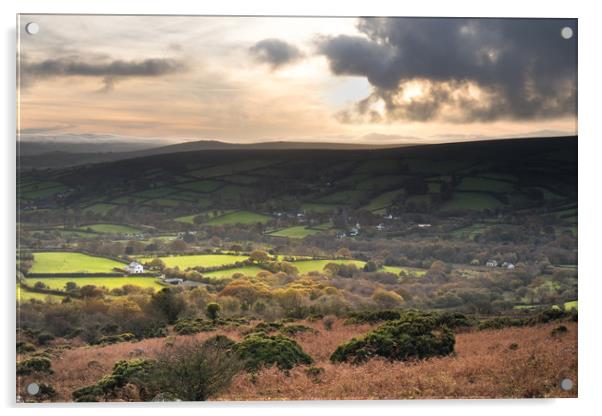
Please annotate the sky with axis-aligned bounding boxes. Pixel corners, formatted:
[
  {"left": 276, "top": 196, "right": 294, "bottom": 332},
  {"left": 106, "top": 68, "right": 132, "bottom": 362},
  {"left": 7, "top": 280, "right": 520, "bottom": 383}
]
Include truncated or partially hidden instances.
[{"left": 17, "top": 15, "right": 577, "bottom": 146}]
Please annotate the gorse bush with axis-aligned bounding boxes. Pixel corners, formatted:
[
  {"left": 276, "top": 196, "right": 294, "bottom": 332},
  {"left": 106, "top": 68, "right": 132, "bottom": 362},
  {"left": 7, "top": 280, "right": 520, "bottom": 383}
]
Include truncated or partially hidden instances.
[
  {"left": 173, "top": 317, "right": 248, "bottom": 335},
  {"left": 16, "top": 341, "right": 36, "bottom": 354},
  {"left": 17, "top": 356, "right": 53, "bottom": 375},
  {"left": 331, "top": 311, "right": 455, "bottom": 364},
  {"left": 72, "top": 359, "right": 154, "bottom": 402},
  {"left": 345, "top": 309, "right": 404, "bottom": 324},
  {"left": 280, "top": 324, "right": 318, "bottom": 337},
  {"left": 92, "top": 333, "right": 137, "bottom": 346},
  {"left": 233, "top": 332, "right": 313, "bottom": 372}
]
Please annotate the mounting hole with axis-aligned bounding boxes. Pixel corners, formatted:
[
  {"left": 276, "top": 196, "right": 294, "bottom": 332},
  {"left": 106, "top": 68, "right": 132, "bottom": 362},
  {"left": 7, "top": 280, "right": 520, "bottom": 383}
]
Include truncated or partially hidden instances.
[
  {"left": 26, "top": 383, "right": 39, "bottom": 396},
  {"left": 25, "top": 22, "right": 39, "bottom": 35},
  {"left": 560, "top": 378, "right": 573, "bottom": 391},
  {"left": 561, "top": 27, "right": 573, "bottom": 40}
]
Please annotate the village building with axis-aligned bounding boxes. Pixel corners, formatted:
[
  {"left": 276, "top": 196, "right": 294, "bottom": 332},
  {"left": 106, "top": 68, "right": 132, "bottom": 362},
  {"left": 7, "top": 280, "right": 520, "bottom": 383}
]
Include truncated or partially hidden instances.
[{"left": 486, "top": 260, "right": 498, "bottom": 267}]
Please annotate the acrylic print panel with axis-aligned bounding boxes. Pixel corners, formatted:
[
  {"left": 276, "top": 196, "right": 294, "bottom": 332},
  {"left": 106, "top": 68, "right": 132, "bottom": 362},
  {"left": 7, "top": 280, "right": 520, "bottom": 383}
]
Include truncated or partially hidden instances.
[{"left": 16, "top": 14, "right": 577, "bottom": 403}]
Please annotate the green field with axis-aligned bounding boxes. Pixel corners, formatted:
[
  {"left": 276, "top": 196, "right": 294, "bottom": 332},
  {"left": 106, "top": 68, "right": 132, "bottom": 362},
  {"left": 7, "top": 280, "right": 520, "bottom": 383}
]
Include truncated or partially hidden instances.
[
  {"left": 301, "top": 203, "right": 338, "bottom": 213},
  {"left": 77, "top": 223, "right": 142, "bottom": 234},
  {"left": 362, "top": 189, "right": 404, "bottom": 212},
  {"left": 318, "top": 190, "right": 367, "bottom": 205},
  {"left": 131, "top": 187, "right": 176, "bottom": 198},
  {"left": 456, "top": 177, "right": 515, "bottom": 192},
  {"left": 136, "top": 254, "right": 249, "bottom": 269},
  {"left": 200, "top": 266, "right": 264, "bottom": 279},
  {"left": 382, "top": 265, "right": 427, "bottom": 276},
  {"left": 20, "top": 185, "right": 69, "bottom": 199},
  {"left": 24, "top": 277, "right": 164, "bottom": 291},
  {"left": 17, "top": 285, "right": 64, "bottom": 302},
  {"left": 84, "top": 203, "right": 117, "bottom": 215},
  {"left": 205, "top": 211, "right": 271, "bottom": 226},
  {"left": 30, "top": 252, "right": 125, "bottom": 274},
  {"left": 440, "top": 192, "right": 504, "bottom": 211},
  {"left": 354, "top": 160, "right": 402, "bottom": 174},
  {"left": 222, "top": 175, "right": 260, "bottom": 184},
  {"left": 145, "top": 198, "right": 186, "bottom": 207},
  {"left": 176, "top": 180, "right": 223, "bottom": 193},
  {"left": 189, "top": 160, "right": 275, "bottom": 178},
  {"left": 292, "top": 259, "right": 366, "bottom": 274},
  {"left": 267, "top": 226, "right": 321, "bottom": 239},
  {"left": 356, "top": 175, "right": 405, "bottom": 191}
]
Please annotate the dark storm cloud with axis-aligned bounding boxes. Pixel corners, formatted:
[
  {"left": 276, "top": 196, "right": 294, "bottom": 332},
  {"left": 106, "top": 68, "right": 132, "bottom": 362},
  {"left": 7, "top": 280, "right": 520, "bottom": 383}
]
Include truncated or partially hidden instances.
[
  {"left": 318, "top": 18, "right": 577, "bottom": 122},
  {"left": 249, "top": 38, "right": 304, "bottom": 70},
  {"left": 21, "top": 57, "right": 185, "bottom": 91}
]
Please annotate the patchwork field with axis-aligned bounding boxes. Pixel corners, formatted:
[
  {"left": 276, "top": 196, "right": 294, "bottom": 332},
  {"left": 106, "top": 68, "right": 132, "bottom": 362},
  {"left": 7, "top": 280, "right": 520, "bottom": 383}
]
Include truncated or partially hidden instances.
[
  {"left": 202, "top": 266, "right": 266, "bottom": 279},
  {"left": 440, "top": 193, "right": 504, "bottom": 212},
  {"left": 17, "top": 285, "right": 64, "bottom": 302},
  {"left": 205, "top": 211, "right": 271, "bottom": 226},
  {"left": 29, "top": 252, "right": 125, "bottom": 274},
  {"left": 76, "top": 224, "right": 142, "bottom": 234},
  {"left": 23, "top": 277, "right": 164, "bottom": 291},
  {"left": 266, "top": 226, "right": 321, "bottom": 239},
  {"left": 136, "top": 254, "right": 250, "bottom": 269}
]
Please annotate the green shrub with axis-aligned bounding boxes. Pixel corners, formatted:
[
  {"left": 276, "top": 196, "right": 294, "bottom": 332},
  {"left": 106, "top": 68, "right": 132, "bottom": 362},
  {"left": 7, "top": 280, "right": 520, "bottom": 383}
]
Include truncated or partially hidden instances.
[
  {"left": 36, "top": 332, "right": 55, "bottom": 345},
  {"left": 345, "top": 310, "right": 402, "bottom": 324},
  {"left": 17, "top": 342, "right": 36, "bottom": 354},
  {"left": 93, "top": 333, "right": 137, "bottom": 346},
  {"left": 551, "top": 325, "right": 568, "bottom": 337},
  {"left": 174, "top": 317, "right": 248, "bottom": 335},
  {"left": 17, "top": 357, "right": 53, "bottom": 375},
  {"left": 233, "top": 332, "right": 313, "bottom": 372},
  {"left": 478, "top": 316, "right": 527, "bottom": 330},
  {"left": 331, "top": 311, "right": 455, "bottom": 364},
  {"left": 206, "top": 302, "right": 221, "bottom": 321},
  {"left": 280, "top": 324, "right": 318, "bottom": 336},
  {"left": 72, "top": 359, "right": 154, "bottom": 402},
  {"left": 34, "top": 383, "right": 57, "bottom": 401}
]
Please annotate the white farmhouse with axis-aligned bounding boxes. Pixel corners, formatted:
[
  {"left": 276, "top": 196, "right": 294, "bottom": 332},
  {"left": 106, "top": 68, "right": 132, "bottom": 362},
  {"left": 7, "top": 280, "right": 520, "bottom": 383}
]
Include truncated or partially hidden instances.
[{"left": 125, "top": 261, "right": 144, "bottom": 274}]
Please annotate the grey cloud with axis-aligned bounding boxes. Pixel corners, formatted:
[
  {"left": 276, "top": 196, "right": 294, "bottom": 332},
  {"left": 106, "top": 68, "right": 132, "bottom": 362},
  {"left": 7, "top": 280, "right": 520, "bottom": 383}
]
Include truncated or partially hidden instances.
[
  {"left": 21, "top": 57, "right": 185, "bottom": 91},
  {"left": 318, "top": 18, "right": 577, "bottom": 122},
  {"left": 249, "top": 38, "right": 304, "bottom": 70}
]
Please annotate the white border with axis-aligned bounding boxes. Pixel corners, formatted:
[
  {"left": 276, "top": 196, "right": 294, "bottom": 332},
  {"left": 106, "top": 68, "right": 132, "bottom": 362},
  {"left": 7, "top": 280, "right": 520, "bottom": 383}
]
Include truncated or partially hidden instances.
[{"left": 2, "top": 0, "right": 600, "bottom": 415}]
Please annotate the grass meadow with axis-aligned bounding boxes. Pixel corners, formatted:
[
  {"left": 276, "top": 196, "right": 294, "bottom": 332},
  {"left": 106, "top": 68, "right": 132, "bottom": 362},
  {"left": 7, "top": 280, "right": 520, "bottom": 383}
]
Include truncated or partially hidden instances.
[{"left": 29, "top": 252, "right": 125, "bottom": 274}]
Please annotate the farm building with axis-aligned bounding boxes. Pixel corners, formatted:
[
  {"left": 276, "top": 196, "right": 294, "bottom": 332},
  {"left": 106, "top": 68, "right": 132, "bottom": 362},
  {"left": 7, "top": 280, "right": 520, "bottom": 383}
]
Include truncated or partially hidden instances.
[
  {"left": 502, "top": 262, "right": 516, "bottom": 269},
  {"left": 125, "top": 261, "right": 144, "bottom": 274},
  {"left": 486, "top": 260, "right": 498, "bottom": 267},
  {"left": 164, "top": 277, "right": 184, "bottom": 285}
]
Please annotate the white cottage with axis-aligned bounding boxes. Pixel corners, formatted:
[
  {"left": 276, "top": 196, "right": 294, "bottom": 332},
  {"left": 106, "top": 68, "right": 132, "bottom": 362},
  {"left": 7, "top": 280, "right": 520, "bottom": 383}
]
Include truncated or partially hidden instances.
[{"left": 125, "top": 261, "right": 144, "bottom": 274}]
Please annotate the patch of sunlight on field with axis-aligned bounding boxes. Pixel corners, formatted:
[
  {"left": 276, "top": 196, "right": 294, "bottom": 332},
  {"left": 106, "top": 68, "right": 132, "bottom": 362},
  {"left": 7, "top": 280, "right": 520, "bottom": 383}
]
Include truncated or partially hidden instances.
[
  {"left": 17, "top": 285, "right": 63, "bottom": 303},
  {"left": 30, "top": 252, "right": 125, "bottom": 273},
  {"left": 24, "top": 277, "right": 164, "bottom": 291},
  {"left": 136, "top": 254, "right": 249, "bottom": 269},
  {"left": 202, "top": 266, "right": 266, "bottom": 279},
  {"left": 77, "top": 223, "right": 142, "bottom": 234},
  {"left": 206, "top": 211, "right": 271, "bottom": 225},
  {"left": 267, "top": 226, "right": 321, "bottom": 239}
]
